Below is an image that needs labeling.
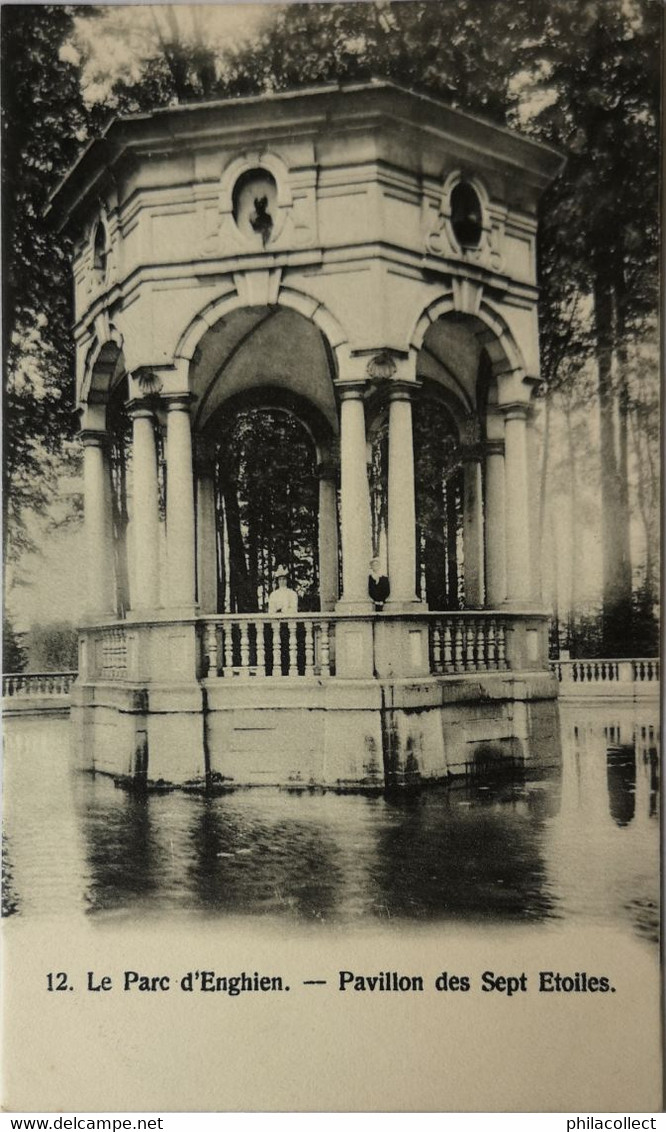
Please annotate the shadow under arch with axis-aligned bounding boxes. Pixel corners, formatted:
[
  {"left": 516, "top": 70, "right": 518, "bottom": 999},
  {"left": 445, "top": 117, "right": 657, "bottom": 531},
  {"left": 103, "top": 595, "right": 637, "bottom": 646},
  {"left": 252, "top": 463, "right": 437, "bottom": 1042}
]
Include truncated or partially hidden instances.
[
  {"left": 82, "top": 330, "right": 126, "bottom": 412},
  {"left": 410, "top": 293, "right": 526, "bottom": 384},
  {"left": 189, "top": 304, "right": 339, "bottom": 441}
]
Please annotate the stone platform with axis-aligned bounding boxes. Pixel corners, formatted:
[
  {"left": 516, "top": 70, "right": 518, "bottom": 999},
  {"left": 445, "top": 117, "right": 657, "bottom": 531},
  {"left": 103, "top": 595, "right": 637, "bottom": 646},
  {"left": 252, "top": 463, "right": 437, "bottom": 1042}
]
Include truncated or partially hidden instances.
[{"left": 71, "top": 611, "right": 560, "bottom": 790}]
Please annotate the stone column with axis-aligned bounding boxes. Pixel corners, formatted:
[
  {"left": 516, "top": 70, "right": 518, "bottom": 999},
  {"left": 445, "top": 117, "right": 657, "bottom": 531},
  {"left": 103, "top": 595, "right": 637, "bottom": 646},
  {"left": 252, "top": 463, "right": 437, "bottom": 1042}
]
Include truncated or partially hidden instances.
[
  {"left": 527, "top": 397, "right": 543, "bottom": 604},
  {"left": 166, "top": 395, "right": 197, "bottom": 612},
  {"left": 502, "top": 402, "right": 532, "bottom": 604},
  {"left": 484, "top": 439, "right": 507, "bottom": 607},
  {"left": 387, "top": 380, "right": 420, "bottom": 606},
  {"left": 128, "top": 402, "right": 161, "bottom": 613},
  {"left": 337, "top": 382, "right": 372, "bottom": 609},
  {"left": 196, "top": 445, "right": 218, "bottom": 614},
  {"left": 317, "top": 458, "right": 339, "bottom": 611},
  {"left": 462, "top": 446, "right": 484, "bottom": 608},
  {"left": 81, "top": 431, "right": 115, "bottom": 618}
]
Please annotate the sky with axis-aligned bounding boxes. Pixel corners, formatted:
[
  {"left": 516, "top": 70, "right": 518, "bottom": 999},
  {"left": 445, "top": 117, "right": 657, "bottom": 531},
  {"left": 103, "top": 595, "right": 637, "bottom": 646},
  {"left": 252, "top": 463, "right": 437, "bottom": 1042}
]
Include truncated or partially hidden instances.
[{"left": 67, "top": 4, "right": 273, "bottom": 103}]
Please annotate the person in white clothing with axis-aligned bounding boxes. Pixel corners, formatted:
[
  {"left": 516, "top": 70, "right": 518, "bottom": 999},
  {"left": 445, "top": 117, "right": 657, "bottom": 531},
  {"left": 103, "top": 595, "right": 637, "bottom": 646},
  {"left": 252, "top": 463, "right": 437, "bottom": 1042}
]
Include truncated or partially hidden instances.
[{"left": 267, "top": 567, "right": 298, "bottom": 614}]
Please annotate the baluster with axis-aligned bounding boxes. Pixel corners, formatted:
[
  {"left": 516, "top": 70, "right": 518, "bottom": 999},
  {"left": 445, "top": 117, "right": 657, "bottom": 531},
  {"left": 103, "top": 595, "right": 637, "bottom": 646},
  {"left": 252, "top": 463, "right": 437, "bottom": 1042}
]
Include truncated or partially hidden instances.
[
  {"left": 222, "top": 623, "right": 233, "bottom": 676},
  {"left": 476, "top": 620, "right": 487, "bottom": 670},
  {"left": 304, "top": 621, "right": 315, "bottom": 676},
  {"left": 319, "top": 622, "right": 331, "bottom": 677},
  {"left": 454, "top": 623, "right": 464, "bottom": 672},
  {"left": 431, "top": 621, "right": 442, "bottom": 674},
  {"left": 256, "top": 620, "right": 266, "bottom": 676},
  {"left": 287, "top": 619, "right": 298, "bottom": 676},
  {"left": 487, "top": 620, "right": 497, "bottom": 670},
  {"left": 497, "top": 621, "right": 507, "bottom": 669},
  {"left": 270, "top": 620, "right": 281, "bottom": 675},
  {"left": 443, "top": 621, "right": 453, "bottom": 673},
  {"left": 465, "top": 622, "right": 476, "bottom": 670},
  {"left": 206, "top": 622, "right": 219, "bottom": 677},
  {"left": 239, "top": 621, "right": 251, "bottom": 676}
]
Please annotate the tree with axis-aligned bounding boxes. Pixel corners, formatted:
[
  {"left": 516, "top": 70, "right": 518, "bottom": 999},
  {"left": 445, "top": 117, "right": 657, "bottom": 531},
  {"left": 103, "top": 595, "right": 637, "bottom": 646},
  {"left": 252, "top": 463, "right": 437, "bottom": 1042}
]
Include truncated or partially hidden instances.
[
  {"left": 25, "top": 620, "right": 78, "bottom": 671},
  {"left": 2, "top": 616, "right": 26, "bottom": 673},
  {"left": 515, "top": 0, "right": 661, "bottom": 654},
  {"left": 1, "top": 5, "right": 99, "bottom": 563}
]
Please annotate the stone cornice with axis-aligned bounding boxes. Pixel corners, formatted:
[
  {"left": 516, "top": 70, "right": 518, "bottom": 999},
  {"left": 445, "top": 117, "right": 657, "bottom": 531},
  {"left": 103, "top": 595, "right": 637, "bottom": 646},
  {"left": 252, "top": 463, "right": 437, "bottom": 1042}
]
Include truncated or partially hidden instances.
[{"left": 48, "top": 81, "right": 564, "bottom": 233}]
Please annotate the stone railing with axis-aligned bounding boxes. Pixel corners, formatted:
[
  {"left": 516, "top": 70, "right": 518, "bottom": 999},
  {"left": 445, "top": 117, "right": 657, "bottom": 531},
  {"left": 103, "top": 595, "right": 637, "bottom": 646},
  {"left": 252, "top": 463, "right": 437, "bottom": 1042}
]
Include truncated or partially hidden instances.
[
  {"left": 631, "top": 658, "right": 660, "bottom": 683},
  {"left": 201, "top": 615, "right": 334, "bottom": 678},
  {"left": 76, "top": 609, "right": 550, "bottom": 683},
  {"left": 3, "top": 671, "right": 77, "bottom": 700},
  {"left": 552, "top": 657, "right": 659, "bottom": 693},
  {"left": 552, "top": 658, "right": 660, "bottom": 684},
  {"left": 428, "top": 613, "right": 508, "bottom": 674}
]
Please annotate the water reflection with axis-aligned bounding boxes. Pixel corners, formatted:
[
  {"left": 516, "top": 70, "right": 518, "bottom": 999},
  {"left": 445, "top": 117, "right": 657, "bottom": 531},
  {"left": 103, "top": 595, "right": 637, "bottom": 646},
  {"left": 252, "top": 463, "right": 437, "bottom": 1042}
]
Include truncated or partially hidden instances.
[
  {"left": 607, "top": 745, "right": 636, "bottom": 827},
  {"left": 2, "top": 702, "right": 659, "bottom": 942}
]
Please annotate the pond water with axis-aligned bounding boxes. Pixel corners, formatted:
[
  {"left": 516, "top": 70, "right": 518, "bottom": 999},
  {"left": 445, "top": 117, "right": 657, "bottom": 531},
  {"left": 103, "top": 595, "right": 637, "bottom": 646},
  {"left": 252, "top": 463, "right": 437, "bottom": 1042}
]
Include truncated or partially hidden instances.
[{"left": 2, "top": 702, "right": 659, "bottom": 943}]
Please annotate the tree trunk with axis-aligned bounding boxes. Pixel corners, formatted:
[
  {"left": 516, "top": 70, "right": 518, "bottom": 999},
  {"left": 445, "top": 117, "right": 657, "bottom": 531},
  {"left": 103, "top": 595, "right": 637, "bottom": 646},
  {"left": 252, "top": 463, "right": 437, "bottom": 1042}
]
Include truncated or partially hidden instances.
[
  {"left": 594, "top": 267, "right": 630, "bottom": 656},
  {"left": 445, "top": 476, "right": 460, "bottom": 610},
  {"left": 219, "top": 466, "right": 251, "bottom": 613},
  {"left": 613, "top": 247, "right": 634, "bottom": 625}
]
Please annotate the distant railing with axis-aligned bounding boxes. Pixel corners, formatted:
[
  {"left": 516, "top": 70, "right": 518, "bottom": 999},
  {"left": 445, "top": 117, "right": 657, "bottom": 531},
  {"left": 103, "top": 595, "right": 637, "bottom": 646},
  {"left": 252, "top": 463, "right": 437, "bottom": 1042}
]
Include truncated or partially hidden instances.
[
  {"left": 552, "top": 658, "right": 659, "bottom": 685},
  {"left": 632, "top": 658, "right": 660, "bottom": 683},
  {"left": 428, "top": 614, "right": 508, "bottom": 674},
  {"left": 3, "top": 671, "right": 77, "bottom": 698},
  {"left": 202, "top": 615, "right": 333, "bottom": 678}
]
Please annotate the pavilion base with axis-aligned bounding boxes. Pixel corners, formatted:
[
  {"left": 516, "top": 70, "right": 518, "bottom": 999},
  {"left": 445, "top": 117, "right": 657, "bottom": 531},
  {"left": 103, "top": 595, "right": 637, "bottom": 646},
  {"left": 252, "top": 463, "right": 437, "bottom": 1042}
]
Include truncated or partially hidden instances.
[{"left": 71, "top": 672, "right": 560, "bottom": 790}]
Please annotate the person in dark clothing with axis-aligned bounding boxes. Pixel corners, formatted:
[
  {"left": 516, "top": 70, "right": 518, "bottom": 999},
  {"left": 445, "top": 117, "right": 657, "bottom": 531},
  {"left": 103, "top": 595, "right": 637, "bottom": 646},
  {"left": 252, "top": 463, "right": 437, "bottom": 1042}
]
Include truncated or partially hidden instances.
[{"left": 368, "top": 557, "right": 390, "bottom": 609}]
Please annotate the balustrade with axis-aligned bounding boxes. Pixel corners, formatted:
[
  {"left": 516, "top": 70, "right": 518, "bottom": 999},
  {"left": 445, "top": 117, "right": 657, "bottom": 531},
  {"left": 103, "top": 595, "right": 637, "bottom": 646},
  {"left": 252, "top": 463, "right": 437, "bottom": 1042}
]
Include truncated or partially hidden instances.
[
  {"left": 3, "top": 671, "right": 76, "bottom": 697},
  {"left": 553, "top": 659, "right": 659, "bottom": 686},
  {"left": 202, "top": 615, "right": 334, "bottom": 678},
  {"left": 428, "top": 614, "right": 508, "bottom": 675}
]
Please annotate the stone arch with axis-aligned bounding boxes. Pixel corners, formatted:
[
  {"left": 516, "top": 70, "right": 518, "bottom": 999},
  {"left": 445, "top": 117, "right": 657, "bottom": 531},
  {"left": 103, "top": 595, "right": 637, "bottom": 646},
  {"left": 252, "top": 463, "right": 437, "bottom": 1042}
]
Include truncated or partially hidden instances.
[
  {"left": 199, "top": 384, "right": 334, "bottom": 456},
  {"left": 177, "top": 289, "right": 344, "bottom": 443},
  {"left": 174, "top": 284, "right": 348, "bottom": 368},
  {"left": 410, "top": 292, "right": 525, "bottom": 382},
  {"left": 81, "top": 327, "right": 126, "bottom": 411}
]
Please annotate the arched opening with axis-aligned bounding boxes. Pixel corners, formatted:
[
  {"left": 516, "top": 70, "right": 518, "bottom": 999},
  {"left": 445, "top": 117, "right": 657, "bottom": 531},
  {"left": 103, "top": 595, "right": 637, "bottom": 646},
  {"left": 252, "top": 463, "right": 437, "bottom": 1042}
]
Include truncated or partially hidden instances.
[
  {"left": 205, "top": 402, "right": 321, "bottom": 613},
  {"left": 189, "top": 303, "right": 340, "bottom": 615}
]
